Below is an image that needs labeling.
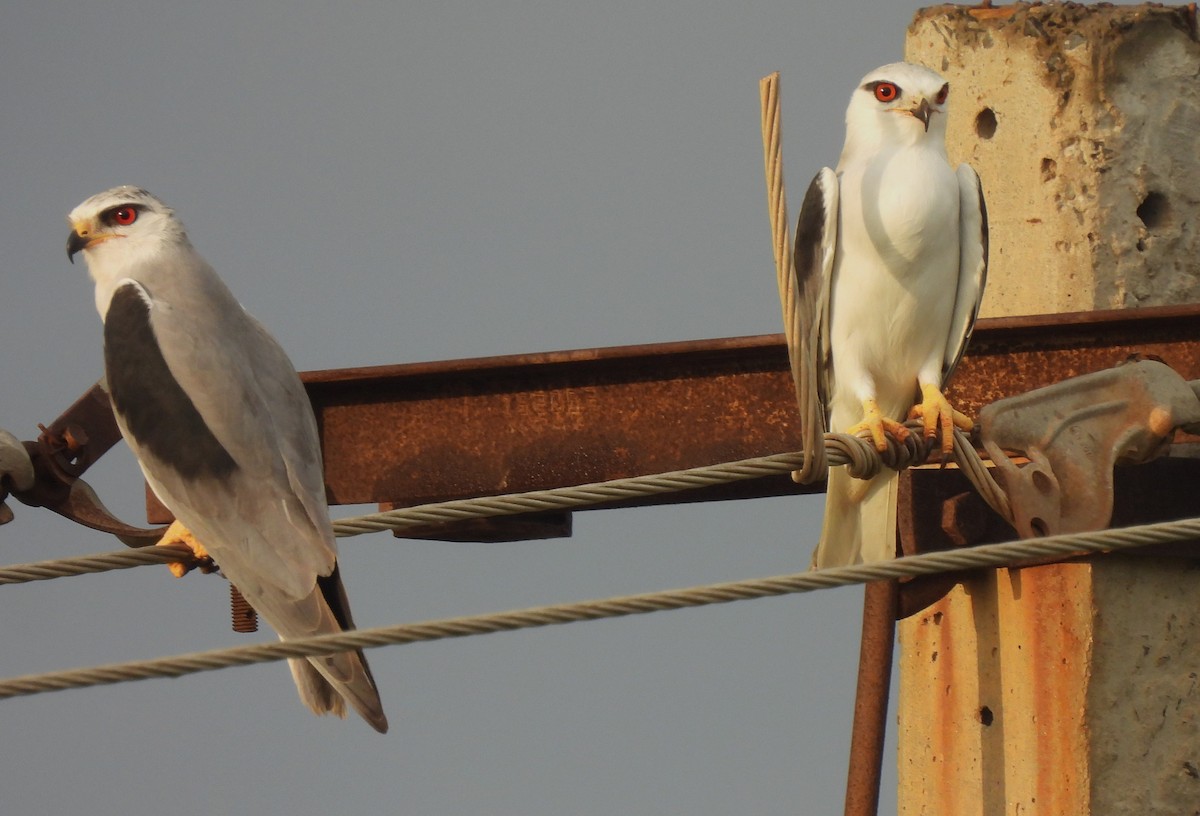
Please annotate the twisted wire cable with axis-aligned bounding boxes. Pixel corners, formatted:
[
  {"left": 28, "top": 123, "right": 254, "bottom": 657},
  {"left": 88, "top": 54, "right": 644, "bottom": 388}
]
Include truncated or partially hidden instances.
[
  {"left": 0, "top": 543, "right": 193, "bottom": 584},
  {"left": 0, "top": 426, "right": 1009, "bottom": 586},
  {"left": 758, "top": 73, "right": 802, "bottom": 436},
  {"left": 759, "top": 72, "right": 829, "bottom": 486},
  {"left": 1, "top": 516, "right": 1196, "bottom": 700}
]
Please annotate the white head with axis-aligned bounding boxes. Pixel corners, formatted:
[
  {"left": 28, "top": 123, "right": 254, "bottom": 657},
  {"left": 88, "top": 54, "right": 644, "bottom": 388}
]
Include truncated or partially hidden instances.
[
  {"left": 838, "top": 62, "right": 951, "bottom": 165},
  {"left": 67, "top": 186, "right": 191, "bottom": 315}
]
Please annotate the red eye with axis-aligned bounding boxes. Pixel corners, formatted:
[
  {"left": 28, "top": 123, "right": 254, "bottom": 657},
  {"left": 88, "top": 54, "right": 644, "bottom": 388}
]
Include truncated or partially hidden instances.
[
  {"left": 873, "top": 82, "right": 899, "bottom": 103},
  {"left": 935, "top": 83, "right": 949, "bottom": 105},
  {"left": 113, "top": 206, "right": 138, "bottom": 226}
]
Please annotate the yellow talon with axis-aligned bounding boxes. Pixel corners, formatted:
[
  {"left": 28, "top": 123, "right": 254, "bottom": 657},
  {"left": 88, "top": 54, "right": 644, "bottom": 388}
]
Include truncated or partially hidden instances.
[
  {"left": 846, "top": 398, "right": 910, "bottom": 453},
  {"left": 907, "top": 383, "right": 973, "bottom": 455},
  {"left": 155, "top": 519, "right": 214, "bottom": 577}
]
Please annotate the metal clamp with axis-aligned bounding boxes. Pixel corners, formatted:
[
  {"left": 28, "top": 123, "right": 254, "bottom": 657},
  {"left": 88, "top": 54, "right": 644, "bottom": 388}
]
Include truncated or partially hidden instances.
[
  {"left": 898, "top": 359, "right": 1200, "bottom": 620},
  {"left": 0, "top": 429, "right": 35, "bottom": 525},
  {"left": 980, "top": 358, "right": 1200, "bottom": 539},
  {"left": 3, "top": 380, "right": 164, "bottom": 546}
]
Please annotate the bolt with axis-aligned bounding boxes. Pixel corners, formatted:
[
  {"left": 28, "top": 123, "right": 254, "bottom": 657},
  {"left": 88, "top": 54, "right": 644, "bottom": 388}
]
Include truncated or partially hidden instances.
[
  {"left": 230, "top": 584, "right": 258, "bottom": 633},
  {"left": 941, "top": 491, "right": 989, "bottom": 547}
]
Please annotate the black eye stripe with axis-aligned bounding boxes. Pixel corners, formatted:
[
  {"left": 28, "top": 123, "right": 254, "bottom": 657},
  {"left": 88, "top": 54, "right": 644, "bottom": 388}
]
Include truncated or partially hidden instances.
[
  {"left": 862, "top": 80, "right": 950, "bottom": 104},
  {"left": 864, "top": 80, "right": 902, "bottom": 98},
  {"left": 100, "top": 204, "right": 139, "bottom": 225}
]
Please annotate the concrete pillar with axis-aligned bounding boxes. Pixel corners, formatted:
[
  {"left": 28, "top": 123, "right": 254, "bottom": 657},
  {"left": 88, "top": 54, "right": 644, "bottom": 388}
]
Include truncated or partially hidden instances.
[
  {"left": 907, "top": 2, "right": 1200, "bottom": 317},
  {"left": 898, "top": 5, "right": 1200, "bottom": 813},
  {"left": 898, "top": 558, "right": 1200, "bottom": 814}
]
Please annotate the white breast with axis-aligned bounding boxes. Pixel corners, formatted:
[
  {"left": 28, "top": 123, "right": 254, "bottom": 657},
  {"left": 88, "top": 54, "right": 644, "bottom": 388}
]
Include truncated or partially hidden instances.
[{"left": 827, "top": 144, "right": 962, "bottom": 421}]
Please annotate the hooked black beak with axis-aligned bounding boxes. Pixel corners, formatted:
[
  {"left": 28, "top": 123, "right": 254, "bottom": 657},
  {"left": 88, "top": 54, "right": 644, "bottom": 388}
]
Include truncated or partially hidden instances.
[
  {"left": 910, "top": 98, "right": 932, "bottom": 132},
  {"left": 67, "top": 230, "right": 88, "bottom": 264}
]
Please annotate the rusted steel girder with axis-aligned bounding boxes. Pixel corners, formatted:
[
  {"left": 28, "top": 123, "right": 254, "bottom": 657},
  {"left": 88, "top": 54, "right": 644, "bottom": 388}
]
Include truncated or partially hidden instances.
[
  {"left": 313, "top": 304, "right": 1200, "bottom": 511},
  {"left": 944, "top": 304, "right": 1200, "bottom": 416},
  {"left": 137, "top": 304, "right": 1200, "bottom": 540}
]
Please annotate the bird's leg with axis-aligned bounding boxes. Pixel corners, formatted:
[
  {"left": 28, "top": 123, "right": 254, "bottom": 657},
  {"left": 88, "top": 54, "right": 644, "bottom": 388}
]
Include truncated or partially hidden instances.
[
  {"left": 907, "top": 382, "right": 973, "bottom": 455},
  {"left": 155, "top": 519, "right": 216, "bottom": 577},
  {"left": 846, "top": 397, "right": 910, "bottom": 453}
]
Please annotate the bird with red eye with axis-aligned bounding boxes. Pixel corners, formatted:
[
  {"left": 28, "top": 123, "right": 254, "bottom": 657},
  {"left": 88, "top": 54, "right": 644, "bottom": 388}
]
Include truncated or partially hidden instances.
[
  {"left": 103, "top": 205, "right": 139, "bottom": 227},
  {"left": 936, "top": 83, "right": 949, "bottom": 105},
  {"left": 872, "top": 81, "right": 900, "bottom": 103}
]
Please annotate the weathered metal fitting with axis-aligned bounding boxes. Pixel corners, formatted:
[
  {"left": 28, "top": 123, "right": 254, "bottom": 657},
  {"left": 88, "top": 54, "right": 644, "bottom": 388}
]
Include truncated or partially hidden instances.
[
  {"left": 0, "top": 429, "right": 36, "bottom": 493},
  {"left": 230, "top": 584, "right": 259, "bottom": 633},
  {"left": 6, "top": 383, "right": 165, "bottom": 546},
  {"left": 980, "top": 359, "right": 1200, "bottom": 539},
  {"left": 940, "top": 491, "right": 991, "bottom": 548},
  {"left": 0, "top": 429, "right": 36, "bottom": 526}
]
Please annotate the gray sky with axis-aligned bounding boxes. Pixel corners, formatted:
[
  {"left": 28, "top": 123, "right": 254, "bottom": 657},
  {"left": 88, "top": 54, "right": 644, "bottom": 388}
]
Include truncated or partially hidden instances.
[{"left": 0, "top": 2, "right": 922, "bottom": 813}]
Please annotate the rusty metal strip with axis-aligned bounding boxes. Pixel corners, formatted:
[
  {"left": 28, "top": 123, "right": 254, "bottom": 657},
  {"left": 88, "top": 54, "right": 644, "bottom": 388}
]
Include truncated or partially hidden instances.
[
  {"left": 844, "top": 580, "right": 899, "bottom": 816},
  {"left": 306, "top": 335, "right": 806, "bottom": 509},
  {"left": 15, "top": 305, "right": 1197, "bottom": 532},
  {"left": 306, "top": 304, "right": 1200, "bottom": 511},
  {"left": 144, "top": 334, "right": 818, "bottom": 525},
  {"left": 944, "top": 304, "right": 1200, "bottom": 419}
]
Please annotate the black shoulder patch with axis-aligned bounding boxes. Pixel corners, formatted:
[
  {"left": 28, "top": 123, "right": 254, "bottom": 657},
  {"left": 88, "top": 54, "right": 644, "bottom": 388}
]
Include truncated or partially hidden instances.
[
  {"left": 104, "top": 283, "right": 238, "bottom": 481},
  {"left": 794, "top": 172, "right": 828, "bottom": 286},
  {"left": 976, "top": 174, "right": 989, "bottom": 277}
]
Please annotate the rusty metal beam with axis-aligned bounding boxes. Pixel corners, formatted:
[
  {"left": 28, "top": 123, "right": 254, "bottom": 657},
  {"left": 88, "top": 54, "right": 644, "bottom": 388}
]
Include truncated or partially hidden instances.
[
  {"left": 132, "top": 304, "right": 1200, "bottom": 536},
  {"left": 141, "top": 334, "right": 818, "bottom": 527},
  {"left": 307, "top": 304, "right": 1200, "bottom": 509},
  {"left": 314, "top": 305, "right": 1200, "bottom": 539},
  {"left": 943, "top": 304, "right": 1200, "bottom": 418},
  {"left": 308, "top": 337, "right": 804, "bottom": 509},
  {"left": 309, "top": 304, "right": 1200, "bottom": 511},
  {"left": 12, "top": 304, "right": 1194, "bottom": 537}
]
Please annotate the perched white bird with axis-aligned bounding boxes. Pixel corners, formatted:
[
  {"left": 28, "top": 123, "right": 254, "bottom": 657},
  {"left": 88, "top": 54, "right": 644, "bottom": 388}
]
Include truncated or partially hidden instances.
[
  {"left": 68, "top": 187, "right": 388, "bottom": 732},
  {"left": 794, "top": 62, "right": 988, "bottom": 568}
]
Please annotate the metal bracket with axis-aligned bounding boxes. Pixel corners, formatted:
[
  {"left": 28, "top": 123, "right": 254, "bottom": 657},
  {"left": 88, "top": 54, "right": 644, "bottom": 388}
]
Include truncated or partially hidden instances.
[
  {"left": 898, "top": 359, "right": 1200, "bottom": 620},
  {"left": 2, "top": 381, "right": 164, "bottom": 546},
  {"left": 979, "top": 359, "right": 1200, "bottom": 539},
  {"left": 0, "top": 429, "right": 35, "bottom": 525}
]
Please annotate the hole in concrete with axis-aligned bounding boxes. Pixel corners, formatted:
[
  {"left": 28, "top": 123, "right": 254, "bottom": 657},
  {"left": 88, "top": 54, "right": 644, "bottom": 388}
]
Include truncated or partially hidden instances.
[
  {"left": 979, "top": 706, "right": 994, "bottom": 727},
  {"left": 1136, "top": 191, "right": 1170, "bottom": 230},
  {"left": 1029, "top": 517, "right": 1049, "bottom": 537},
  {"left": 1136, "top": 238, "right": 1146, "bottom": 252},
  {"left": 1040, "top": 158, "right": 1057, "bottom": 182},
  {"left": 975, "top": 108, "right": 997, "bottom": 139}
]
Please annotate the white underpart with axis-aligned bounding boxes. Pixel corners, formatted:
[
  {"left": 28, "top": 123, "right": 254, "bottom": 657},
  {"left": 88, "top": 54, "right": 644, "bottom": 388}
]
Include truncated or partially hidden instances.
[{"left": 828, "top": 139, "right": 960, "bottom": 425}]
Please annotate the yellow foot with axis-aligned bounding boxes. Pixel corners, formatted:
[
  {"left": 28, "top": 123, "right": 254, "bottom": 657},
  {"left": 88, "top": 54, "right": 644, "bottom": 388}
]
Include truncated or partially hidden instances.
[
  {"left": 847, "top": 398, "right": 910, "bottom": 452},
  {"left": 156, "top": 519, "right": 215, "bottom": 577},
  {"left": 907, "top": 383, "right": 973, "bottom": 455}
]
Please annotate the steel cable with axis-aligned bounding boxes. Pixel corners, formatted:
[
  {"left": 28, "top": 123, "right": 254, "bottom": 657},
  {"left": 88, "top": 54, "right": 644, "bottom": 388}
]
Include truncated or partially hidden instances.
[
  {"left": 0, "top": 427, "right": 1007, "bottom": 585},
  {"left": 0, "top": 516, "right": 1197, "bottom": 700}
]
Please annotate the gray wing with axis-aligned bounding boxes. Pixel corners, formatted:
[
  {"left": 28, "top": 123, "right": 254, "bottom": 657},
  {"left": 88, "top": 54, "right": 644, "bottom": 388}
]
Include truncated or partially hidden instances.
[
  {"left": 107, "top": 267, "right": 387, "bottom": 732},
  {"left": 941, "top": 164, "right": 988, "bottom": 386},
  {"left": 139, "top": 262, "right": 336, "bottom": 600},
  {"left": 791, "top": 168, "right": 838, "bottom": 483}
]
